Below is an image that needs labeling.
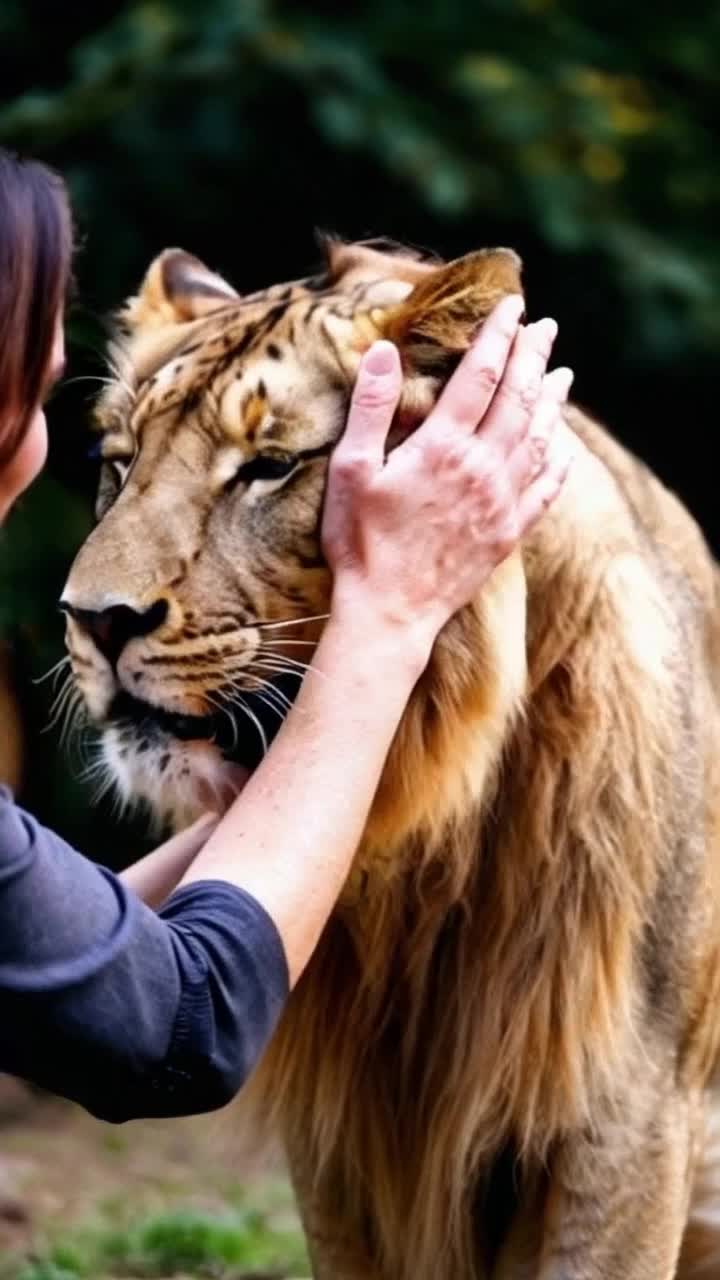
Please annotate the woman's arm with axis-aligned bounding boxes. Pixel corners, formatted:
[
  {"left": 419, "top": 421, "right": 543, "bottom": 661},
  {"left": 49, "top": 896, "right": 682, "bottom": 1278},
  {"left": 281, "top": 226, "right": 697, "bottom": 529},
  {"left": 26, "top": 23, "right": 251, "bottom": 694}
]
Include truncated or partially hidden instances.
[
  {"left": 180, "top": 303, "right": 574, "bottom": 985},
  {"left": 119, "top": 813, "right": 218, "bottom": 908},
  {"left": 0, "top": 788, "right": 287, "bottom": 1122}
]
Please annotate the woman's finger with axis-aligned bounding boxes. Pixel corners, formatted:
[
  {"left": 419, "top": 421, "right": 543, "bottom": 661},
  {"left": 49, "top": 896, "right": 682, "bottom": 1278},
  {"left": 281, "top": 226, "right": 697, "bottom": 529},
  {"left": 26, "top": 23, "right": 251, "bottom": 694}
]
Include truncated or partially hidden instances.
[
  {"left": 515, "top": 430, "right": 575, "bottom": 536},
  {"left": 503, "top": 366, "right": 574, "bottom": 495},
  {"left": 335, "top": 340, "right": 403, "bottom": 473},
  {"left": 417, "top": 294, "right": 525, "bottom": 440},
  {"left": 472, "top": 318, "right": 559, "bottom": 458}
]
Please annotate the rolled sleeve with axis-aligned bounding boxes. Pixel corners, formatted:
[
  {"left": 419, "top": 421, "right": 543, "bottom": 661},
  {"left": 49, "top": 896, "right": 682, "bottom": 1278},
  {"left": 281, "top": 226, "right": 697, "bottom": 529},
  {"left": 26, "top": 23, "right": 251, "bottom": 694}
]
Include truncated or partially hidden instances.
[
  {"left": 132, "top": 883, "right": 289, "bottom": 1121},
  {"left": 0, "top": 788, "right": 289, "bottom": 1121}
]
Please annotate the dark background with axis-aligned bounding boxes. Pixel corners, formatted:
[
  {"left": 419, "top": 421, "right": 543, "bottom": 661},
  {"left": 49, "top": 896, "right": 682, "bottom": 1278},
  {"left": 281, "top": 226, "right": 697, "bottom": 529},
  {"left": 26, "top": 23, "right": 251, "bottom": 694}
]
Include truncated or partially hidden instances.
[{"left": 1, "top": 0, "right": 718, "bottom": 861}]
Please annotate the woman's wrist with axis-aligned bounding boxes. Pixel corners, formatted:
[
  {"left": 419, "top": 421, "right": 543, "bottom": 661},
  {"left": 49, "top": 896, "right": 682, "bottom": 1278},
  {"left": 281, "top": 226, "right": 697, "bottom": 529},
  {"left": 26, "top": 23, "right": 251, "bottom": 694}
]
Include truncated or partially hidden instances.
[{"left": 324, "top": 588, "right": 437, "bottom": 689}]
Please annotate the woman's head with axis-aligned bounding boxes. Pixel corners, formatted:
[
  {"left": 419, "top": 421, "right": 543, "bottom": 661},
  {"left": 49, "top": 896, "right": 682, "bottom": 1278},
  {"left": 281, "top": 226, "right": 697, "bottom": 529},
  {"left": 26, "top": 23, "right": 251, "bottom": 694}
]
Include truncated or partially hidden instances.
[{"left": 0, "top": 149, "right": 72, "bottom": 520}]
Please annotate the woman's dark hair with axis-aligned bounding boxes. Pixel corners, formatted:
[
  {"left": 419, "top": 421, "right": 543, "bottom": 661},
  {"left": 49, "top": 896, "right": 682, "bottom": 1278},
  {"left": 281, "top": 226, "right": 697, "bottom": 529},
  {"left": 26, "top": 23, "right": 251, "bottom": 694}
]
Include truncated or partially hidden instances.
[{"left": 0, "top": 149, "right": 73, "bottom": 466}]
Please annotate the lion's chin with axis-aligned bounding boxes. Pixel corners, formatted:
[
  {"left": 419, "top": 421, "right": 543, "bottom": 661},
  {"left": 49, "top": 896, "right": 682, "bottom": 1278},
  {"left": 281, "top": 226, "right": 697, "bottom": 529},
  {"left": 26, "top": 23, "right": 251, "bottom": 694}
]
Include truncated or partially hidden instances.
[{"left": 102, "top": 724, "right": 250, "bottom": 832}]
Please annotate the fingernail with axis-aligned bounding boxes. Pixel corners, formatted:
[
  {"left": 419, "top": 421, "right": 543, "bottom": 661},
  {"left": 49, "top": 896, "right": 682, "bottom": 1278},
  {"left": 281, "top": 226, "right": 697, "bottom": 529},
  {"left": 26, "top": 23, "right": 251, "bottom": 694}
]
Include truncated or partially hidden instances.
[{"left": 364, "top": 340, "right": 398, "bottom": 375}]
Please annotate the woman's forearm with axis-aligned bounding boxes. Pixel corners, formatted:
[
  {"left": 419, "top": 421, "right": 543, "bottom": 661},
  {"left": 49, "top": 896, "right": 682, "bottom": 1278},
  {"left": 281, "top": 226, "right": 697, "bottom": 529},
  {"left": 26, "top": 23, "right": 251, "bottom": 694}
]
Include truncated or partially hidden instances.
[
  {"left": 120, "top": 813, "right": 218, "bottom": 908},
  {"left": 179, "top": 613, "right": 426, "bottom": 985}
]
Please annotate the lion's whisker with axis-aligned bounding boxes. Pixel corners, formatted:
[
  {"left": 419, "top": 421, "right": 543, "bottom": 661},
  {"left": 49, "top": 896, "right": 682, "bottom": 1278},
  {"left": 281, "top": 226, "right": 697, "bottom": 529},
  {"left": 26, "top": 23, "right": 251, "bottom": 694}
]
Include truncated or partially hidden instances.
[
  {"left": 45, "top": 672, "right": 79, "bottom": 735},
  {"left": 255, "top": 613, "right": 330, "bottom": 631},
  {"left": 254, "top": 652, "right": 324, "bottom": 679},
  {"left": 249, "top": 690, "right": 286, "bottom": 725},
  {"left": 250, "top": 660, "right": 303, "bottom": 684},
  {"left": 33, "top": 655, "right": 71, "bottom": 687},
  {"left": 59, "top": 687, "right": 88, "bottom": 752},
  {"left": 251, "top": 660, "right": 307, "bottom": 686},
  {"left": 256, "top": 639, "right": 317, "bottom": 647},
  {"left": 223, "top": 676, "right": 291, "bottom": 721},
  {"left": 254, "top": 681, "right": 293, "bottom": 716},
  {"left": 61, "top": 374, "right": 118, "bottom": 389},
  {"left": 231, "top": 696, "right": 269, "bottom": 759},
  {"left": 254, "top": 656, "right": 315, "bottom": 677},
  {"left": 206, "top": 691, "right": 240, "bottom": 754},
  {"left": 256, "top": 644, "right": 318, "bottom": 664}
]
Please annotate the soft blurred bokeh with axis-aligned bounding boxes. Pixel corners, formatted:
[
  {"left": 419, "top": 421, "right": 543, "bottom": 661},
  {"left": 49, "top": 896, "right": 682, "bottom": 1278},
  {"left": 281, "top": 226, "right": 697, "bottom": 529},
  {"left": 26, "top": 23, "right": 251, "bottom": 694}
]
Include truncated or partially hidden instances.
[{"left": 1, "top": 0, "right": 719, "bottom": 860}]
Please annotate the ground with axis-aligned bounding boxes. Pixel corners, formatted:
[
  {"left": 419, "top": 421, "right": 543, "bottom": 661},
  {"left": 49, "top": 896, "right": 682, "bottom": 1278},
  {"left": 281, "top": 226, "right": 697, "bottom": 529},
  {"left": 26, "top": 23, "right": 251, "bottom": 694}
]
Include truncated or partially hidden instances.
[{"left": 0, "top": 1081, "right": 308, "bottom": 1279}]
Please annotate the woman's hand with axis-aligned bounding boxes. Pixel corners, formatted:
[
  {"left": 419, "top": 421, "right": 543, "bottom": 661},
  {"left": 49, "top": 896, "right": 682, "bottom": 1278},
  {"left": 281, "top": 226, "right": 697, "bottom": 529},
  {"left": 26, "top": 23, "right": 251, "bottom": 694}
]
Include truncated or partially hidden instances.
[{"left": 322, "top": 294, "right": 574, "bottom": 663}]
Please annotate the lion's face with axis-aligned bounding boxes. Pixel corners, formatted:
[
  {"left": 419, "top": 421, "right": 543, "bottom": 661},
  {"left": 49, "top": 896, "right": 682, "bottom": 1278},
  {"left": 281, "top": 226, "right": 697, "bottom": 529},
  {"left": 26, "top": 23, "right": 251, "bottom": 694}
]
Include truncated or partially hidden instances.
[{"left": 62, "top": 240, "right": 522, "bottom": 829}]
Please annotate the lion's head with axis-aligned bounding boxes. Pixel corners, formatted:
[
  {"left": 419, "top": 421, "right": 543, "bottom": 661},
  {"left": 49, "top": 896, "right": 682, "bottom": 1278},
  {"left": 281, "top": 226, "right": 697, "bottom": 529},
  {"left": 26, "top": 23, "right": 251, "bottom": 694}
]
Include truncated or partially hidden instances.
[{"left": 62, "top": 239, "right": 527, "bottom": 839}]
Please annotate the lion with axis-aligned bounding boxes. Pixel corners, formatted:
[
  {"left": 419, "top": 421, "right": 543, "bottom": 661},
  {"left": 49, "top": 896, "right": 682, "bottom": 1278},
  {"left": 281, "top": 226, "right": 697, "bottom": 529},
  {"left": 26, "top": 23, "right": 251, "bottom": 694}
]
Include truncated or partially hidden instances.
[{"left": 61, "top": 237, "right": 720, "bottom": 1279}]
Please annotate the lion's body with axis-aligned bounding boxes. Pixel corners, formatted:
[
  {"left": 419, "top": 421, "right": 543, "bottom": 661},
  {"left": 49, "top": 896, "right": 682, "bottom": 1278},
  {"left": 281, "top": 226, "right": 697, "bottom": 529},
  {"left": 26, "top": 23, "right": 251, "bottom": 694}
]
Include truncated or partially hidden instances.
[
  {"left": 62, "top": 240, "right": 720, "bottom": 1278},
  {"left": 252, "top": 407, "right": 720, "bottom": 1279}
]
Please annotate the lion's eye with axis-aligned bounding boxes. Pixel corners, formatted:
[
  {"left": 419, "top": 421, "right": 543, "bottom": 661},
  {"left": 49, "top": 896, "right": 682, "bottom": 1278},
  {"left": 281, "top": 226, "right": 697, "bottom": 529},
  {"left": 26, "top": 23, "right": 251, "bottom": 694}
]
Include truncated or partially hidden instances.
[
  {"left": 95, "top": 459, "right": 129, "bottom": 521},
  {"left": 227, "top": 453, "right": 297, "bottom": 489}
]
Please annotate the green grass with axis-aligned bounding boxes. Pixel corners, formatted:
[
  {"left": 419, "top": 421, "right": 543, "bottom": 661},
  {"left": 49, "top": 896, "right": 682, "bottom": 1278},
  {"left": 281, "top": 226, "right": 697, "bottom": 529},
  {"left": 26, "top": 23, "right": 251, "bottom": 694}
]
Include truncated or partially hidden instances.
[{"left": 6, "top": 1201, "right": 310, "bottom": 1279}]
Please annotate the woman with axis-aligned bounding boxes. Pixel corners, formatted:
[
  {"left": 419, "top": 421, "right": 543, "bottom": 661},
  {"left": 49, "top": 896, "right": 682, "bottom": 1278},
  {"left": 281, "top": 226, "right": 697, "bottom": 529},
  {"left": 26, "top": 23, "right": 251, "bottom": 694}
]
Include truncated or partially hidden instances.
[{"left": 0, "top": 149, "right": 574, "bottom": 1122}]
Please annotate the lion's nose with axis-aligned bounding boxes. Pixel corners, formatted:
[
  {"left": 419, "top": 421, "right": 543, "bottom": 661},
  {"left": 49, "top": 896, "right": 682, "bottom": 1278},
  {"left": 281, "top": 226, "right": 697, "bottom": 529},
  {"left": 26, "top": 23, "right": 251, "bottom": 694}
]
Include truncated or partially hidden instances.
[{"left": 60, "top": 599, "right": 168, "bottom": 668}]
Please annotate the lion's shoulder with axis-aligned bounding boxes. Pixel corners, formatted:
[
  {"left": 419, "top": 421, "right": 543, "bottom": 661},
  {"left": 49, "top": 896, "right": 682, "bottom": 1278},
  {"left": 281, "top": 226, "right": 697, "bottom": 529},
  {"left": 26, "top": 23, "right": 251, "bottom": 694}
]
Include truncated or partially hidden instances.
[{"left": 566, "top": 405, "right": 717, "bottom": 611}]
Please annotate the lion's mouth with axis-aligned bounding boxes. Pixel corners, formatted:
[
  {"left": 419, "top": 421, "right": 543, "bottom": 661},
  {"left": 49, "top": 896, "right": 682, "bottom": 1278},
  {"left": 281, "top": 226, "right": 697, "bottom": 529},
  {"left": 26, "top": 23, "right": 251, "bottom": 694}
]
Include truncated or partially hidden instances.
[{"left": 109, "top": 673, "right": 302, "bottom": 772}]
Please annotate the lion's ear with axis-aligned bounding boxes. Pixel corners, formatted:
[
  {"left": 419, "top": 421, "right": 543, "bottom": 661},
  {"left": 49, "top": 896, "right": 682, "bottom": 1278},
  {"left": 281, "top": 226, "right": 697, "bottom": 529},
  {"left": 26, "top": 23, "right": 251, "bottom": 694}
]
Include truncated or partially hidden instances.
[
  {"left": 322, "top": 236, "right": 439, "bottom": 291},
  {"left": 122, "top": 249, "right": 240, "bottom": 332},
  {"left": 383, "top": 248, "right": 524, "bottom": 374}
]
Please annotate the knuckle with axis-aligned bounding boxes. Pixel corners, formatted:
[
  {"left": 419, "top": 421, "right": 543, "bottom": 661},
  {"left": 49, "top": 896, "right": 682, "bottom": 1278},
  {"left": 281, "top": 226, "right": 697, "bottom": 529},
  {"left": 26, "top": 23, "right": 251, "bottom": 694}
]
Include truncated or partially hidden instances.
[
  {"left": 528, "top": 431, "right": 550, "bottom": 473},
  {"left": 443, "top": 439, "right": 469, "bottom": 471},
  {"left": 502, "top": 377, "right": 541, "bottom": 417},
  {"left": 422, "top": 431, "right": 467, "bottom": 472},
  {"left": 476, "top": 489, "right": 502, "bottom": 525},
  {"left": 463, "top": 439, "right": 497, "bottom": 488},
  {"left": 521, "top": 379, "right": 543, "bottom": 413},
  {"left": 466, "top": 455, "right": 496, "bottom": 497},
  {"left": 330, "top": 449, "right": 373, "bottom": 486},
  {"left": 352, "top": 381, "right": 399, "bottom": 415},
  {"left": 468, "top": 359, "right": 502, "bottom": 398}
]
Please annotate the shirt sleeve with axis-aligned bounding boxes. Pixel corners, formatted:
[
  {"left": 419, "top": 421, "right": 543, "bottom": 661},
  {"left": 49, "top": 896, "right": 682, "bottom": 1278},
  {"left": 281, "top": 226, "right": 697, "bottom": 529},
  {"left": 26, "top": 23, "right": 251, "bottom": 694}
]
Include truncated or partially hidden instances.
[{"left": 0, "top": 787, "right": 289, "bottom": 1122}]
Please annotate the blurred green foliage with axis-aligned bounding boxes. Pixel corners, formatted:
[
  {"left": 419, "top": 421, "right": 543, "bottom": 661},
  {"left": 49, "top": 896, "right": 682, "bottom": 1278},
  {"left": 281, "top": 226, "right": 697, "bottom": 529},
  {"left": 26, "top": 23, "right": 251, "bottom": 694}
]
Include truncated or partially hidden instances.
[
  {"left": 0, "top": 0, "right": 717, "bottom": 858},
  {"left": 7, "top": 1196, "right": 309, "bottom": 1277}
]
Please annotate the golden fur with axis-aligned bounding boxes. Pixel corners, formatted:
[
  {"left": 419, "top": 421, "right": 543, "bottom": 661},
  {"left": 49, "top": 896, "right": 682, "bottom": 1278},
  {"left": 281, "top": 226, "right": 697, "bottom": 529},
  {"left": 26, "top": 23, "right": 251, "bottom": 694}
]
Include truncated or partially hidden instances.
[{"left": 62, "top": 238, "right": 720, "bottom": 1278}]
